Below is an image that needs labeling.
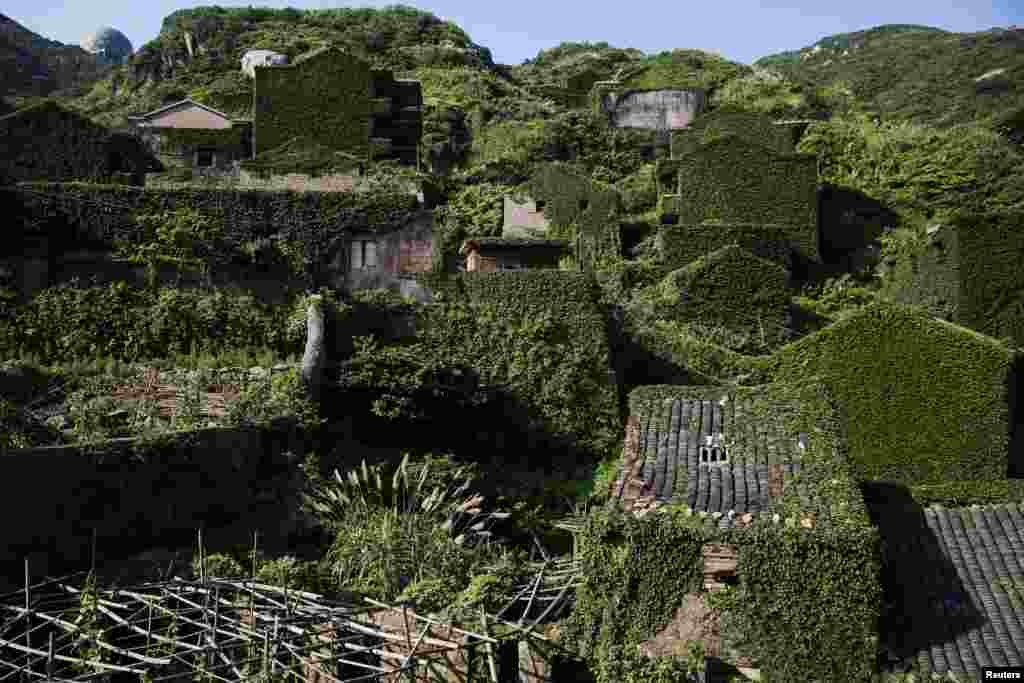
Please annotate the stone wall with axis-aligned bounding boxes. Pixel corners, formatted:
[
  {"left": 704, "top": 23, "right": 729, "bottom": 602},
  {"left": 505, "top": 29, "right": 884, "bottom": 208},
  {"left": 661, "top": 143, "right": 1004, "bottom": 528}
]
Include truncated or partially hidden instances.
[
  {"left": 237, "top": 169, "right": 358, "bottom": 193},
  {"left": 598, "top": 89, "right": 706, "bottom": 131},
  {"left": 2, "top": 249, "right": 305, "bottom": 304}
]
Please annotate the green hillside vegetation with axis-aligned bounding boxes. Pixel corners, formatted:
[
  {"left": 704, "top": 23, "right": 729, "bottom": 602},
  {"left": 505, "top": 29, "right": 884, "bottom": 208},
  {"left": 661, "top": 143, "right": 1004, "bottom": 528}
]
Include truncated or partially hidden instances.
[{"left": 756, "top": 24, "right": 1024, "bottom": 128}]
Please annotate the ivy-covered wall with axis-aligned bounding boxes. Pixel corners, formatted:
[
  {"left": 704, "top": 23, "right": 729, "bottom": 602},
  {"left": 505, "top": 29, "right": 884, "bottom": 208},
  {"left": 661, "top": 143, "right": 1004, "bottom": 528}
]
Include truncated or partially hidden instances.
[
  {"left": 567, "top": 382, "right": 880, "bottom": 683},
  {"left": 524, "top": 163, "right": 622, "bottom": 270},
  {"left": 659, "top": 135, "right": 819, "bottom": 261},
  {"left": 0, "top": 101, "right": 158, "bottom": 184},
  {"left": 669, "top": 111, "right": 802, "bottom": 158},
  {"left": 142, "top": 125, "right": 251, "bottom": 172},
  {"left": 4, "top": 183, "right": 421, "bottom": 286},
  {"left": 413, "top": 270, "right": 621, "bottom": 458},
  {"left": 765, "top": 302, "right": 1017, "bottom": 483},
  {"left": 642, "top": 245, "right": 791, "bottom": 351},
  {"left": 253, "top": 47, "right": 374, "bottom": 158},
  {"left": 892, "top": 210, "right": 1024, "bottom": 348},
  {"left": 657, "top": 221, "right": 799, "bottom": 270}
]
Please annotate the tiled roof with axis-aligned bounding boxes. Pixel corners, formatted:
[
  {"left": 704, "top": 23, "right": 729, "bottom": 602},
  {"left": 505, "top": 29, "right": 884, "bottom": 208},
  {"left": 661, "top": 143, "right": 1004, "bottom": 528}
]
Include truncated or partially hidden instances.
[
  {"left": 880, "top": 502, "right": 1024, "bottom": 676},
  {"left": 613, "top": 391, "right": 806, "bottom": 519}
]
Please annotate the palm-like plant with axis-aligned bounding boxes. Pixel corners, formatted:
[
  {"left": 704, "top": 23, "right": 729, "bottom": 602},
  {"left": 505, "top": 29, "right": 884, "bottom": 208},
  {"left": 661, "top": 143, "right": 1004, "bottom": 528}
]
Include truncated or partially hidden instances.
[{"left": 304, "top": 453, "right": 491, "bottom": 602}]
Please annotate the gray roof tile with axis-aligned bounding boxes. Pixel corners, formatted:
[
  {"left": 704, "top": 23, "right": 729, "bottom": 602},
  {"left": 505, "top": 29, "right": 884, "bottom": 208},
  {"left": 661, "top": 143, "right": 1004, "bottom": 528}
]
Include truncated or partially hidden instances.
[
  {"left": 616, "top": 392, "right": 811, "bottom": 516},
  {"left": 883, "top": 503, "right": 1024, "bottom": 676}
]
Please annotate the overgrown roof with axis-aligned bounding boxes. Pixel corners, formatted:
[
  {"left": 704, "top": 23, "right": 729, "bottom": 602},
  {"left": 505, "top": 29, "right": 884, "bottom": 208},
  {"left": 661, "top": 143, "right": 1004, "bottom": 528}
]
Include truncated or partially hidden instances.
[
  {"left": 615, "top": 385, "right": 822, "bottom": 520},
  {"left": 458, "top": 238, "right": 569, "bottom": 255}
]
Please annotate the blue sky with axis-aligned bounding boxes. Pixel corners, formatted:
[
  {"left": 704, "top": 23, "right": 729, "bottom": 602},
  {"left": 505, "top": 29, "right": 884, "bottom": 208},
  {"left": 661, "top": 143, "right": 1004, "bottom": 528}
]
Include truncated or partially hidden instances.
[{"left": 7, "top": 0, "right": 1023, "bottom": 66}]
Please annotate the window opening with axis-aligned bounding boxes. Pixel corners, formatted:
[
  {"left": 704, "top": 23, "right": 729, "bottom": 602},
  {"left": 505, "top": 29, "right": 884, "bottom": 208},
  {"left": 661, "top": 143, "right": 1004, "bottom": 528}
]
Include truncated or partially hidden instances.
[
  {"left": 196, "top": 148, "right": 215, "bottom": 167},
  {"left": 579, "top": 199, "right": 589, "bottom": 211},
  {"left": 535, "top": 200, "right": 547, "bottom": 212},
  {"left": 351, "top": 239, "right": 378, "bottom": 270}
]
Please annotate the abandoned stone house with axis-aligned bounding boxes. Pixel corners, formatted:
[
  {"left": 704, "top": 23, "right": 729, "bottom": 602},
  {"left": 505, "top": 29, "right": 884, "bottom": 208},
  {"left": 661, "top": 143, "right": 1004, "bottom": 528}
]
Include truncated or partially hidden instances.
[
  {"left": 128, "top": 99, "right": 251, "bottom": 174},
  {"left": 0, "top": 100, "right": 158, "bottom": 184},
  {"left": 331, "top": 210, "right": 436, "bottom": 301},
  {"left": 240, "top": 48, "right": 288, "bottom": 78},
  {"left": 502, "top": 195, "right": 551, "bottom": 239},
  {"left": 129, "top": 46, "right": 422, "bottom": 182},
  {"left": 458, "top": 238, "right": 568, "bottom": 272}
]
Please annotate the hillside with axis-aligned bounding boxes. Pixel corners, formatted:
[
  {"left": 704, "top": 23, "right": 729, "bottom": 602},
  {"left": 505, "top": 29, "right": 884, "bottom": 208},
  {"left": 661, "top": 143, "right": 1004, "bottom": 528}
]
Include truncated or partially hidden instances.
[
  {"left": 755, "top": 24, "right": 1024, "bottom": 130},
  {"left": 0, "top": 13, "right": 109, "bottom": 97}
]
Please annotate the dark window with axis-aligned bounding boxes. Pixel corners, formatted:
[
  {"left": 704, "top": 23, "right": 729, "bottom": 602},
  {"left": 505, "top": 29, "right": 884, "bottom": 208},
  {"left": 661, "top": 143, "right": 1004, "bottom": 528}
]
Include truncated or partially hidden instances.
[
  {"left": 196, "top": 148, "right": 215, "bottom": 167},
  {"left": 535, "top": 200, "right": 546, "bottom": 212},
  {"left": 661, "top": 213, "right": 680, "bottom": 226},
  {"left": 579, "top": 199, "right": 589, "bottom": 211}
]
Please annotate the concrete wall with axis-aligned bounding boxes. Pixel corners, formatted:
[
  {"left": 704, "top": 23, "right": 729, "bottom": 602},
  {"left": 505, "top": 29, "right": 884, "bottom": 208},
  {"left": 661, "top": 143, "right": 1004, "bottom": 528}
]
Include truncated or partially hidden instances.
[
  {"left": 599, "top": 89, "right": 706, "bottom": 131},
  {"left": 503, "top": 196, "right": 550, "bottom": 238}
]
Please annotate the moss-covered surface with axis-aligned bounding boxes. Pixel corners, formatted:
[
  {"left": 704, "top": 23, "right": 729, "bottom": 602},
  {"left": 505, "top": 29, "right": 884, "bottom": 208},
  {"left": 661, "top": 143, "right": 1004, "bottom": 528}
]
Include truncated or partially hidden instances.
[
  {"left": 0, "top": 100, "right": 158, "bottom": 183},
  {"left": 370, "top": 270, "right": 622, "bottom": 458},
  {"left": 4, "top": 182, "right": 419, "bottom": 279},
  {"left": 669, "top": 110, "right": 802, "bottom": 157},
  {"left": 764, "top": 302, "right": 1016, "bottom": 483},
  {"left": 240, "top": 136, "right": 364, "bottom": 178},
  {"left": 657, "top": 221, "right": 800, "bottom": 270},
  {"left": 660, "top": 135, "right": 819, "bottom": 261},
  {"left": 253, "top": 47, "right": 374, "bottom": 158},
  {"left": 615, "top": 49, "right": 750, "bottom": 92},
  {"left": 891, "top": 210, "right": 1024, "bottom": 347},
  {"left": 524, "top": 162, "right": 621, "bottom": 270},
  {"left": 637, "top": 246, "right": 791, "bottom": 351},
  {"left": 566, "top": 381, "right": 880, "bottom": 683}
]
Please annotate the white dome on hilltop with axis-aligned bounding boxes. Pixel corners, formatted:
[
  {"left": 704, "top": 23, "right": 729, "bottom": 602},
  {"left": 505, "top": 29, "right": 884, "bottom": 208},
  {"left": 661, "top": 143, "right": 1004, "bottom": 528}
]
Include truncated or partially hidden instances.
[{"left": 81, "top": 27, "right": 133, "bottom": 64}]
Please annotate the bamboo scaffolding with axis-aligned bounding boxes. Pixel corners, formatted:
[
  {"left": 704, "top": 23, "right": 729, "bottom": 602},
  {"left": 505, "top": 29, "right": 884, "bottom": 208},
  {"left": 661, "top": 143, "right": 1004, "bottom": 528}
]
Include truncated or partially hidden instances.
[{"left": 1, "top": 571, "right": 538, "bottom": 683}]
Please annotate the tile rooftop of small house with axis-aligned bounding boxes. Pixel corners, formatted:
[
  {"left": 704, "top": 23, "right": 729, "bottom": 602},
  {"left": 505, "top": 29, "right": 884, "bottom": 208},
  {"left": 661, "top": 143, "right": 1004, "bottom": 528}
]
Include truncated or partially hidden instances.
[
  {"left": 880, "top": 502, "right": 1024, "bottom": 676},
  {"left": 614, "top": 392, "right": 808, "bottom": 523}
]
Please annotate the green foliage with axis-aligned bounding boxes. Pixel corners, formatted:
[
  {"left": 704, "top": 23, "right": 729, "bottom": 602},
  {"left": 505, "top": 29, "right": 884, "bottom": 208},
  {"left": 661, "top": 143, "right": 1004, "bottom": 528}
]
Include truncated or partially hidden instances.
[
  {"left": 568, "top": 383, "right": 879, "bottom": 683},
  {"left": 226, "top": 367, "right": 323, "bottom": 431},
  {"left": 634, "top": 246, "right": 791, "bottom": 353},
  {"left": 0, "top": 101, "right": 153, "bottom": 183},
  {"left": 908, "top": 480, "right": 1024, "bottom": 507},
  {"left": 240, "top": 136, "right": 364, "bottom": 178},
  {"left": 616, "top": 49, "right": 750, "bottom": 92},
  {"left": 525, "top": 162, "right": 622, "bottom": 270},
  {"left": 305, "top": 453, "right": 497, "bottom": 604},
  {"left": 764, "top": 302, "right": 1016, "bottom": 483},
  {"left": 797, "top": 116, "right": 1024, "bottom": 223},
  {"left": 889, "top": 211, "right": 1024, "bottom": 348},
  {"left": 661, "top": 135, "right": 819, "bottom": 261},
  {"left": 710, "top": 68, "right": 824, "bottom": 118},
  {"left": 8, "top": 182, "right": 419, "bottom": 285},
  {"left": 657, "top": 222, "right": 800, "bottom": 271},
  {"left": 0, "top": 280, "right": 303, "bottom": 365},
  {"left": 383, "top": 271, "right": 620, "bottom": 456},
  {"left": 669, "top": 110, "right": 801, "bottom": 158},
  {"left": 253, "top": 47, "right": 374, "bottom": 158},
  {"left": 755, "top": 25, "right": 1024, "bottom": 129}
]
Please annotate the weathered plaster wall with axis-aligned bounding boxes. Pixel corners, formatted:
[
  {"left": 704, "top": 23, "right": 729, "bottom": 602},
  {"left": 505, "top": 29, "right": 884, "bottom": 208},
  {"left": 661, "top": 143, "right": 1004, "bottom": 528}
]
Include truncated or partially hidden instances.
[
  {"left": 599, "top": 89, "right": 706, "bottom": 130},
  {"left": 325, "top": 211, "right": 435, "bottom": 301},
  {"left": 503, "top": 196, "right": 550, "bottom": 237}
]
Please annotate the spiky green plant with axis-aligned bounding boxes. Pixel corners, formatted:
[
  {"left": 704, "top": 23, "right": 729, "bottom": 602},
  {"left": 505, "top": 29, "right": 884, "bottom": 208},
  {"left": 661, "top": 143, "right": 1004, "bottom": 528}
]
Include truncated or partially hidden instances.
[{"left": 304, "top": 453, "right": 488, "bottom": 602}]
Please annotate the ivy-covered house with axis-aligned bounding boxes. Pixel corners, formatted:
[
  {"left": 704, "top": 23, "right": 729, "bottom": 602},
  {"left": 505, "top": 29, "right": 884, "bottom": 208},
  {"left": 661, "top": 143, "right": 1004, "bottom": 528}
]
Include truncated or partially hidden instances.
[
  {"left": 458, "top": 238, "right": 568, "bottom": 272},
  {"left": 0, "top": 100, "right": 158, "bottom": 184},
  {"left": 653, "top": 111, "right": 820, "bottom": 268},
  {"left": 891, "top": 210, "right": 1024, "bottom": 347},
  {"left": 252, "top": 46, "right": 422, "bottom": 165},
  {"left": 128, "top": 99, "right": 251, "bottom": 176},
  {"left": 574, "top": 383, "right": 881, "bottom": 682}
]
